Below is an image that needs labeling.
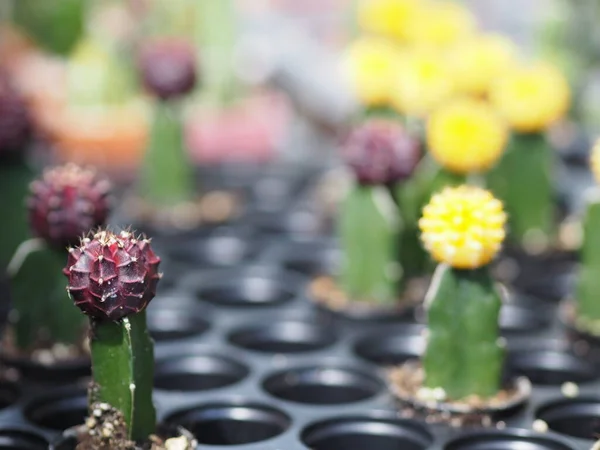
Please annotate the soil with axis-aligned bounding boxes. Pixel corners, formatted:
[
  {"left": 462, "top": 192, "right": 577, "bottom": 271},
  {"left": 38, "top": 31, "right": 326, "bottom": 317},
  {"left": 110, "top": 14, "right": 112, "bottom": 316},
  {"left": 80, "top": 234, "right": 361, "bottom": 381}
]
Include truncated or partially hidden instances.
[
  {"left": 387, "top": 361, "right": 531, "bottom": 428},
  {"left": 309, "top": 275, "right": 428, "bottom": 316},
  {"left": 123, "top": 190, "right": 242, "bottom": 231},
  {"left": 72, "top": 402, "right": 196, "bottom": 450},
  {"left": 0, "top": 324, "right": 89, "bottom": 366}
]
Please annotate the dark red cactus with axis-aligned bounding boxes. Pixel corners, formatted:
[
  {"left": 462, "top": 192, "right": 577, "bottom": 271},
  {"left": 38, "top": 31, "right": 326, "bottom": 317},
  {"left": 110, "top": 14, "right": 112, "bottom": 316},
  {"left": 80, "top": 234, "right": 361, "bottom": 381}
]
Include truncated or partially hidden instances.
[
  {"left": 0, "top": 72, "right": 32, "bottom": 160},
  {"left": 64, "top": 230, "right": 161, "bottom": 321},
  {"left": 28, "top": 164, "right": 112, "bottom": 249},
  {"left": 138, "top": 38, "right": 197, "bottom": 100},
  {"left": 343, "top": 119, "right": 421, "bottom": 185}
]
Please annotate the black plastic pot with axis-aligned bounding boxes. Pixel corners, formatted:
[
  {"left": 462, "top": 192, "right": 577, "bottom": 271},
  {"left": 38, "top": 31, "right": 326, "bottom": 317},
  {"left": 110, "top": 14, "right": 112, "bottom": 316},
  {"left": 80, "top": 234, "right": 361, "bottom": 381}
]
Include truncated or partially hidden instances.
[
  {"left": 0, "top": 161, "right": 593, "bottom": 450},
  {"left": 0, "top": 351, "right": 90, "bottom": 385}
]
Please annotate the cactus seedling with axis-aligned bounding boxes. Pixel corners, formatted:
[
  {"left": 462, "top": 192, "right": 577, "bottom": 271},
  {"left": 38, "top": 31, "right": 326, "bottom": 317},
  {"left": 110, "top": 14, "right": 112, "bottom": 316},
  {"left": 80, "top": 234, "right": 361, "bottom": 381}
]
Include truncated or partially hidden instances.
[
  {"left": 136, "top": 38, "right": 197, "bottom": 217},
  {"left": 488, "top": 62, "right": 571, "bottom": 253},
  {"left": 334, "top": 119, "right": 419, "bottom": 306},
  {"left": 0, "top": 72, "right": 35, "bottom": 267},
  {"left": 418, "top": 185, "right": 507, "bottom": 400},
  {"left": 64, "top": 229, "right": 194, "bottom": 449},
  {"left": 5, "top": 164, "right": 112, "bottom": 356},
  {"left": 573, "top": 140, "right": 600, "bottom": 333}
]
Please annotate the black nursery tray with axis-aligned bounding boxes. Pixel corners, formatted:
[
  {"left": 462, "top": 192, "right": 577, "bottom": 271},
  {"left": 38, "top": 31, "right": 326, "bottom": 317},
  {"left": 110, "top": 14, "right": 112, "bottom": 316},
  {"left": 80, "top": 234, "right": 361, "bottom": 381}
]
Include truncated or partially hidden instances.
[{"left": 0, "top": 161, "right": 595, "bottom": 450}]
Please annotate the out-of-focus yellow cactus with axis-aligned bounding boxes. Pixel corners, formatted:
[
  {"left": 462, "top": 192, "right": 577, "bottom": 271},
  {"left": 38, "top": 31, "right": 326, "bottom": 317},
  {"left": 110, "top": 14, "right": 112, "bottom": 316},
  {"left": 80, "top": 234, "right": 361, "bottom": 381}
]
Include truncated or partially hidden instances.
[{"left": 427, "top": 97, "right": 508, "bottom": 174}]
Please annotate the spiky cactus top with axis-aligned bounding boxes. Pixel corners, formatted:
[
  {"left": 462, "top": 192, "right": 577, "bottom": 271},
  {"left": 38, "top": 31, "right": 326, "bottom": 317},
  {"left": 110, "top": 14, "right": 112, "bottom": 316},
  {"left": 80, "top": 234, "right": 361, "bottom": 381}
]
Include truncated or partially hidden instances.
[
  {"left": 574, "top": 140, "right": 600, "bottom": 332},
  {"left": 337, "top": 119, "right": 419, "bottom": 305},
  {"left": 28, "top": 164, "right": 112, "bottom": 249},
  {"left": 487, "top": 62, "right": 571, "bottom": 251},
  {"left": 64, "top": 229, "right": 160, "bottom": 444},
  {"left": 6, "top": 164, "right": 112, "bottom": 353},
  {"left": 418, "top": 185, "right": 507, "bottom": 400},
  {"left": 65, "top": 230, "right": 160, "bottom": 321},
  {"left": 136, "top": 38, "right": 197, "bottom": 213}
]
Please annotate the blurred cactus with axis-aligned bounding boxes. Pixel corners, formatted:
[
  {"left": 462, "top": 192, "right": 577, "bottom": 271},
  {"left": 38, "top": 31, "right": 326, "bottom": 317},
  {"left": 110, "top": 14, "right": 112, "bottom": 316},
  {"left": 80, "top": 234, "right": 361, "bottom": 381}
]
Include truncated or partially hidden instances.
[{"left": 11, "top": 0, "right": 85, "bottom": 56}]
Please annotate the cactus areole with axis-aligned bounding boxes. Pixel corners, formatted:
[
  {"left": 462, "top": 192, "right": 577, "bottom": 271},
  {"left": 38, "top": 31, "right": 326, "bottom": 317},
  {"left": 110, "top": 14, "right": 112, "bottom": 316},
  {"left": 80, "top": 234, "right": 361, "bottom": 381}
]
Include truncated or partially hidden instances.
[{"left": 65, "top": 230, "right": 161, "bottom": 321}]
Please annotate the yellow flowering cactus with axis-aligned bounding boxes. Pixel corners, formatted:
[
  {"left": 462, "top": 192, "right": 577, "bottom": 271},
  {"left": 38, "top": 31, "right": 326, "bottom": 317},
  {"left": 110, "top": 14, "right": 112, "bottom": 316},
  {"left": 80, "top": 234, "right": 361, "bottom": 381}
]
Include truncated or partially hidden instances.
[
  {"left": 487, "top": 62, "right": 572, "bottom": 250},
  {"left": 419, "top": 185, "right": 507, "bottom": 400},
  {"left": 356, "top": 0, "right": 421, "bottom": 42},
  {"left": 419, "top": 185, "right": 506, "bottom": 270},
  {"left": 391, "top": 48, "right": 455, "bottom": 118},
  {"left": 427, "top": 97, "right": 509, "bottom": 175},
  {"left": 343, "top": 37, "right": 403, "bottom": 109},
  {"left": 448, "top": 33, "right": 517, "bottom": 96},
  {"left": 575, "top": 139, "right": 600, "bottom": 331},
  {"left": 490, "top": 62, "right": 571, "bottom": 134}
]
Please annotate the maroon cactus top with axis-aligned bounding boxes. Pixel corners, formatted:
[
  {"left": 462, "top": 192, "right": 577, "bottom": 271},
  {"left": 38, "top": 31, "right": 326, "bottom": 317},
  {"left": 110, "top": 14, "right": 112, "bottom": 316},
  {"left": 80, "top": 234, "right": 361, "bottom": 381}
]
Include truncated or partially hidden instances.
[
  {"left": 138, "top": 38, "right": 197, "bottom": 101},
  {"left": 342, "top": 119, "right": 421, "bottom": 185},
  {"left": 28, "top": 164, "right": 112, "bottom": 249},
  {"left": 64, "top": 230, "right": 161, "bottom": 321}
]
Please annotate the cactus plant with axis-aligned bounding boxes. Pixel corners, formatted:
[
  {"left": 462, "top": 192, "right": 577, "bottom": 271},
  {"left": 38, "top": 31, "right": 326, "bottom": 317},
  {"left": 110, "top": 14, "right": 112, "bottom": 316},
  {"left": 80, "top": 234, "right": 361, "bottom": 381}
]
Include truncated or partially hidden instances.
[
  {"left": 574, "top": 141, "right": 600, "bottom": 331},
  {"left": 0, "top": 72, "right": 34, "bottom": 268},
  {"left": 136, "top": 38, "right": 197, "bottom": 213},
  {"left": 488, "top": 62, "right": 571, "bottom": 252},
  {"left": 338, "top": 119, "right": 420, "bottom": 304},
  {"left": 418, "top": 185, "right": 507, "bottom": 399},
  {"left": 63, "top": 229, "right": 195, "bottom": 449},
  {"left": 5, "top": 164, "right": 112, "bottom": 353}
]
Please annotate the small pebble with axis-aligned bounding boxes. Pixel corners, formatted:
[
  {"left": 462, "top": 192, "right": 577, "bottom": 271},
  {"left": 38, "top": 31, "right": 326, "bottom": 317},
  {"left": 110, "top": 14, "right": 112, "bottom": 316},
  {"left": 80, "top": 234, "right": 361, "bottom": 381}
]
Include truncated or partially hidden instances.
[
  {"left": 561, "top": 382, "right": 579, "bottom": 398},
  {"left": 533, "top": 419, "right": 548, "bottom": 433}
]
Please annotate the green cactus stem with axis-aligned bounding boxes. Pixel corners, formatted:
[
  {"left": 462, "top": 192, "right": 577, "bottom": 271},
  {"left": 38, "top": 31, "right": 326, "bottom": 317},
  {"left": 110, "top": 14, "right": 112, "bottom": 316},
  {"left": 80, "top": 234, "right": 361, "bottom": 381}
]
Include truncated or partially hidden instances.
[
  {"left": 575, "top": 194, "right": 600, "bottom": 325},
  {"left": 6, "top": 240, "right": 86, "bottom": 350},
  {"left": 339, "top": 185, "right": 402, "bottom": 303},
  {"left": 422, "top": 264, "right": 505, "bottom": 400},
  {"left": 89, "top": 312, "right": 156, "bottom": 442},
  {"left": 487, "top": 132, "right": 555, "bottom": 251},
  {"left": 138, "top": 102, "right": 195, "bottom": 207},
  {"left": 0, "top": 161, "right": 34, "bottom": 268}
]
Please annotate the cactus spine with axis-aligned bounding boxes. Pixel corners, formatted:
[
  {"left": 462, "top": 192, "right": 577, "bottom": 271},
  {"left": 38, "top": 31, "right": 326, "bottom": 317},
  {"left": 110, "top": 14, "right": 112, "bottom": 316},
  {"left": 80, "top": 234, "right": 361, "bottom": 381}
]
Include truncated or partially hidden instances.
[{"left": 422, "top": 264, "right": 505, "bottom": 399}]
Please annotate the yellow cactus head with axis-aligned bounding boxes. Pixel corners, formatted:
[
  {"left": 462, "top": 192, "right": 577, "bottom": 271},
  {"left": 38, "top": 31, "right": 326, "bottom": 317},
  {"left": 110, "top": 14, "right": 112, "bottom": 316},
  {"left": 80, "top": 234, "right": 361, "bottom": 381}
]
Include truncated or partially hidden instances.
[
  {"left": 357, "top": 0, "right": 421, "bottom": 41},
  {"left": 448, "top": 33, "right": 517, "bottom": 96},
  {"left": 591, "top": 138, "right": 600, "bottom": 185},
  {"left": 391, "top": 48, "right": 455, "bottom": 117},
  {"left": 404, "top": 0, "right": 477, "bottom": 49},
  {"left": 343, "top": 37, "right": 402, "bottom": 108},
  {"left": 427, "top": 97, "right": 509, "bottom": 174},
  {"left": 419, "top": 185, "right": 506, "bottom": 269},
  {"left": 490, "top": 61, "right": 571, "bottom": 133}
]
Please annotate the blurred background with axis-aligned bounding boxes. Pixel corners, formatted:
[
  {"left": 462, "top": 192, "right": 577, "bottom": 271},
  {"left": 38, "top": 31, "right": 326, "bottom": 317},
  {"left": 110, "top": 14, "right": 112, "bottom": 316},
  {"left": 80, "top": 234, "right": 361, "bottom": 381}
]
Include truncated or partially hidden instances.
[{"left": 1, "top": 0, "right": 599, "bottom": 180}]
